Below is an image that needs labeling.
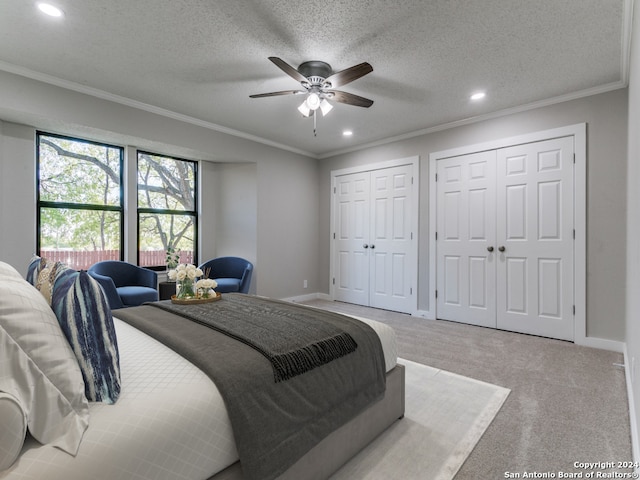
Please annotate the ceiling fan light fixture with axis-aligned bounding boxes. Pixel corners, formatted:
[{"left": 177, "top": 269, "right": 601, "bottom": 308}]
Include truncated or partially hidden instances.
[
  {"left": 298, "top": 100, "right": 312, "bottom": 117},
  {"left": 306, "top": 92, "right": 321, "bottom": 110},
  {"left": 319, "top": 99, "right": 333, "bottom": 116},
  {"left": 250, "top": 57, "right": 374, "bottom": 134}
]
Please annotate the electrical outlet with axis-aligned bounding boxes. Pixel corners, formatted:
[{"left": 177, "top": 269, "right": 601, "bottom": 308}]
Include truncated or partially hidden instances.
[{"left": 303, "top": 280, "right": 308, "bottom": 289}]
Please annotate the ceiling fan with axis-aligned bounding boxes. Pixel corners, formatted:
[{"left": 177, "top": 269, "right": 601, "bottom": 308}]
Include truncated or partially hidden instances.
[{"left": 250, "top": 57, "right": 374, "bottom": 134}]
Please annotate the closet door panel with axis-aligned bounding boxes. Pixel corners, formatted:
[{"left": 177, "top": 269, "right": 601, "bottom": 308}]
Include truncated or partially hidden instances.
[
  {"left": 496, "top": 136, "right": 574, "bottom": 341},
  {"left": 436, "top": 151, "right": 497, "bottom": 327},
  {"left": 370, "top": 165, "right": 414, "bottom": 311},
  {"left": 334, "top": 172, "right": 370, "bottom": 305}
]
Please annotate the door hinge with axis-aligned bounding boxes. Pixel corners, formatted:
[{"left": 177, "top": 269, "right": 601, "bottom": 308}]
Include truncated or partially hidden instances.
[
  {"left": 333, "top": 186, "right": 336, "bottom": 194},
  {"left": 573, "top": 153, "right": 576, "bottom": 164},
  {"left": 573, "top": 229, "right": 575, "bottom": 239},
  {"left": 573, "top": 305, "right": 575, "bottom": 315},
  {"left": 435, "top": 290, "right": 438, "bottom": 299},
  {"left": 435, "top": 231, "right": 438, "bottom": 240},
  {"left": 410, "top": 287, "right": 413, "bottom": 295},
  {"left": 332, "top": 277, "right": 335, "bottom": 285},
  {"left": 411, "top": 232, "right": 413, "bottom": 240},
  {"left": 435, "top": 173, "right": 438, "bottom": 182},
  {"left": 333, "top": 232, "right": 336, "bottom": 240}
]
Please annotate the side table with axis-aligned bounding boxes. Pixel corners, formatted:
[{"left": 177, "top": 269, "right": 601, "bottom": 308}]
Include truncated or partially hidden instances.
[{"left": 159, "top": 281, "right": 176, "bottom": 301}]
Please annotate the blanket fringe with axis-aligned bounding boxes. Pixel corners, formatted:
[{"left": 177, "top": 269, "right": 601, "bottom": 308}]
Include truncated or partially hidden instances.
[{"left": 271, "top": 332, "right": 358, "bottom": 382}]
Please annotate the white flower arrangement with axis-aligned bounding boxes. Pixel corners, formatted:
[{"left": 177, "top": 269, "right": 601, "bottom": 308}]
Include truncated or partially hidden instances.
[
  {"left": 167, "top": 263, "right": 203, "bottom": 281},
  {"left": 168, "top": 264, "right": 219, "bottom": 299},
  {"left": 196, "top": 278, "right": 218, "bottom": 298},
  {"left": 168, "top": 263, "right": 204, "bottom": 298}
]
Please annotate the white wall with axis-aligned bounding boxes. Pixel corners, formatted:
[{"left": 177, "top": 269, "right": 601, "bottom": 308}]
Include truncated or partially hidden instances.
[
  {"left": 0, "top": 70, "right": 321, "bottom": 299},
  {"left": 320, "top": 88, "right": 628, "bottom": 342},
  {"left": 207, "top": 162, "right": 258, "bottom": 293},
  {"left": 625, "top": 0, "right": 640, "bottom": 459},
  {"left": 256, "top": 156, "right": 320, "bottom": 298},
  {"left": 0, "top": 122, "right": 37, "bottom": 275}
]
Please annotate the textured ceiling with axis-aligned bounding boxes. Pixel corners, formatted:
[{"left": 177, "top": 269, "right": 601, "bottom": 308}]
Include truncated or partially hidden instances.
[{"left": 0, "top": 0, "right": 630, "bottom": 158}]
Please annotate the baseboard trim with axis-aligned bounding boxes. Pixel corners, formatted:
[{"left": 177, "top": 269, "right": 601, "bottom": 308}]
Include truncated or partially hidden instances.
[
  {"left": 576, "top": 336, "right": 624, "bottom": 353},
  {"left": 624, "top": 344, "right": 640, "bottom": 470},
  {"left": 280, "top": 292, "right": 331, "bottom": 303}
]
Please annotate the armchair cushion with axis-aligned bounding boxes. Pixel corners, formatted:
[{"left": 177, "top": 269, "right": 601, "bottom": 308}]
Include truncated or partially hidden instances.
[
  {"left": 117, "top": 286, "right": 159, "bottom": 307},
  {"left": 213, "top": 278, "right": 243, "bottom": 293}
]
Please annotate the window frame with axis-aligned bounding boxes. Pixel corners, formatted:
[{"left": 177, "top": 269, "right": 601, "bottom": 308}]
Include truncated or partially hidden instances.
[
  {"left": 36, "top": 131, "right": 125, "bottom": 267},
  {"left": 136, "top": 150, "right": 199, "bottom": 271}
]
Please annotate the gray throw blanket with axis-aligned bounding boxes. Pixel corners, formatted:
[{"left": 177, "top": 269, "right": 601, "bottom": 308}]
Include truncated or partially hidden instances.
[
  {"left": 151, "top": 294, "right": 358, "bottom": 382},
  {"left": 115, "top": 294, "right": 386, "bottom": 480}
]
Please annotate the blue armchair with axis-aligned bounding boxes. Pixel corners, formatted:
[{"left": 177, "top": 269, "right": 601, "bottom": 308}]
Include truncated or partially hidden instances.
[
  {"left": 88, "top": 261, "right": 158, "bottom": 309},
  {"left": 198, "top": 257, "right": 253, "bottom": 294}
]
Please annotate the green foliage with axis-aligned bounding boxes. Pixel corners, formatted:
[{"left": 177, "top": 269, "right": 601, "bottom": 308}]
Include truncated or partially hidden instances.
[{"left": 38, "top": 135, "right": 196, "bottom": 262}]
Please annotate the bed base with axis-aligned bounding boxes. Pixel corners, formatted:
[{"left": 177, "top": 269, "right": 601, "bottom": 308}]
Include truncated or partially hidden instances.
[{"left": 211, "top": 363, "right": 406, "bottom": 480}]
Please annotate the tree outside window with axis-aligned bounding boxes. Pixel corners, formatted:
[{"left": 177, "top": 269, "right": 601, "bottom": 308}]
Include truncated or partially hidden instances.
[
  {"left": 36, "top": 133, "right": 199, "bottom": 271},
  {"left": 137, "top": 151, "right": 197, "bottom": 269},
  {"left": 37, "top": 132, "right": 124, "bottom": 270}
]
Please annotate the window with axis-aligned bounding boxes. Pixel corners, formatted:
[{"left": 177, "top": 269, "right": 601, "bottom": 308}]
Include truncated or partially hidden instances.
[
  {"left": 37, "top": 132, "right": 124, "bottom": 270},
  {"left": 137, "top": 151, "right": 197, "bottom": 269}
]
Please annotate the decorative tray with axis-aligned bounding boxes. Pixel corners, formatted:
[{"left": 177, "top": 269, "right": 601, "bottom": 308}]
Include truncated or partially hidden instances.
[{"left": 170, "top": 292, "right": 222, "bottom": 304}]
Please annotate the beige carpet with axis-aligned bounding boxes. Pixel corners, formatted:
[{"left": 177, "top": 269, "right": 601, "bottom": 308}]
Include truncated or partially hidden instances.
[{"left": 330, "top": 359, "right": 510, "bottom": 480}]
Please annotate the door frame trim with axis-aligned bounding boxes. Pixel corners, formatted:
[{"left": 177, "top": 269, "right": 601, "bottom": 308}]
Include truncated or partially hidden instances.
[
  {"left": 428, "top": 124, "right": 587, "bottom": 345},
  {"left": 330, "top": 156, "right": 420, "bottom": 314}
]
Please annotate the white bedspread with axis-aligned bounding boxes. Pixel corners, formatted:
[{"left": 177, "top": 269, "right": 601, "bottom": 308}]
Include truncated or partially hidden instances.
[{"left": 2, "top": 313, "right": 397, "bottom": 480}]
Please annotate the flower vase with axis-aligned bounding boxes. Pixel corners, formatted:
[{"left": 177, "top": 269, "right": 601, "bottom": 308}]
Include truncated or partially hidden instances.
[{"left": 176, "top": 278, "right": 196, "bottom": 299}]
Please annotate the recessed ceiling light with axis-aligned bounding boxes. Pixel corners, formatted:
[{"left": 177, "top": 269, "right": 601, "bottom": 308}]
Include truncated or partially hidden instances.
[
  {"left": 37, "top": 3, "right": 64, "bottom": 17},
  {"left": 343, "top": 130, "right": 353, "bottom": 137},
  {"left": 470, "top": 92, "right": 486, "bottom": 101}
]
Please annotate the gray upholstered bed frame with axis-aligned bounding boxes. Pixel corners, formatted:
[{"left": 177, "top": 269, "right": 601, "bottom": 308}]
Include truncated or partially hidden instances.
[{"left": 211, "top": 363, "right": 406, "bottom": 480}]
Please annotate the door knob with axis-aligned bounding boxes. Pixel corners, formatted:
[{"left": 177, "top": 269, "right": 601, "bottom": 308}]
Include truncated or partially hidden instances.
[
  {"left": 498, "top": 246, "right": 506, "bottom": 252},
  {"left": 363, "top": 244, "right": 369, "bottom": 249},
  {"left": 487, "top": 246, "right": 494, "bottom": 252},
  {"left": 370, "top": 244, "right": 375, "bottom": 249}
]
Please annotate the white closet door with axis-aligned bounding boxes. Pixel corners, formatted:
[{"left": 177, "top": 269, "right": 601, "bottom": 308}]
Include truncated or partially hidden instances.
[
  {"left": 369, "top": 165, "right": 414, "bottom": 312},
  {"left": 334, "top": 171, "right": 370, "bottom": 306},
  {"left": 496, "top": 136, "right": 574, "bottom": 340},
  {"left": 436, "top": 151, "right": 497, "bottom": 328},
  {"left": 333, "top": 164, "right": 416, "bottom": 313},
  {"left": 435, "top": 136, "right": 575, "bottom": 341}
]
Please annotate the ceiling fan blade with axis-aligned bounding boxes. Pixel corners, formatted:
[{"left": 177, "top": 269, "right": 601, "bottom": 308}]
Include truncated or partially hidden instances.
[
  {"left": 268, "top": 57, "right": 309, "bottom": 84},
  {"left": 324, "top": 62, "right": 373, "bottom": 88},
  {"left": 327, "top": 90, "right": 374, "bottom": 108},
  {"left": 249, "top": 90, "right": 306, "bottom": 98}
]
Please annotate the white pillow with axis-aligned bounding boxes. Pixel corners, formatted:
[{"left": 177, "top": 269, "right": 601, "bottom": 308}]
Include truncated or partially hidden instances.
[
  {"left": 0, "top": 261, "right": 23, "bottom": 281},
  {"left": 0, "top": 391, "right": 27, "bottom": 470},
  {"left": 0, "top": 273, "right": 90, "bottom": 456}
]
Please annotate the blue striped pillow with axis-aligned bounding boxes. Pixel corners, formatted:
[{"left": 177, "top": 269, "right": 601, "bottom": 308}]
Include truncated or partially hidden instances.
[
  {"left": 26, "top": 255, "right": 44, "bottom": 285},
  {"left": 52, "top": 268, "right": 121, "bottom": 404}
]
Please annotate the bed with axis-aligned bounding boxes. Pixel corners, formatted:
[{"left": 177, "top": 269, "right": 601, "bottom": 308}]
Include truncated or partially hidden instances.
[{"left": 0, "top": 260, "right": 405, "bottom": 480}]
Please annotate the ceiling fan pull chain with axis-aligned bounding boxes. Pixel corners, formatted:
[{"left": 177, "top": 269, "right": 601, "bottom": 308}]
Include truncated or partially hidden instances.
[{"left": 313, "top": 111, "right": 317, "bottom": 137}]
